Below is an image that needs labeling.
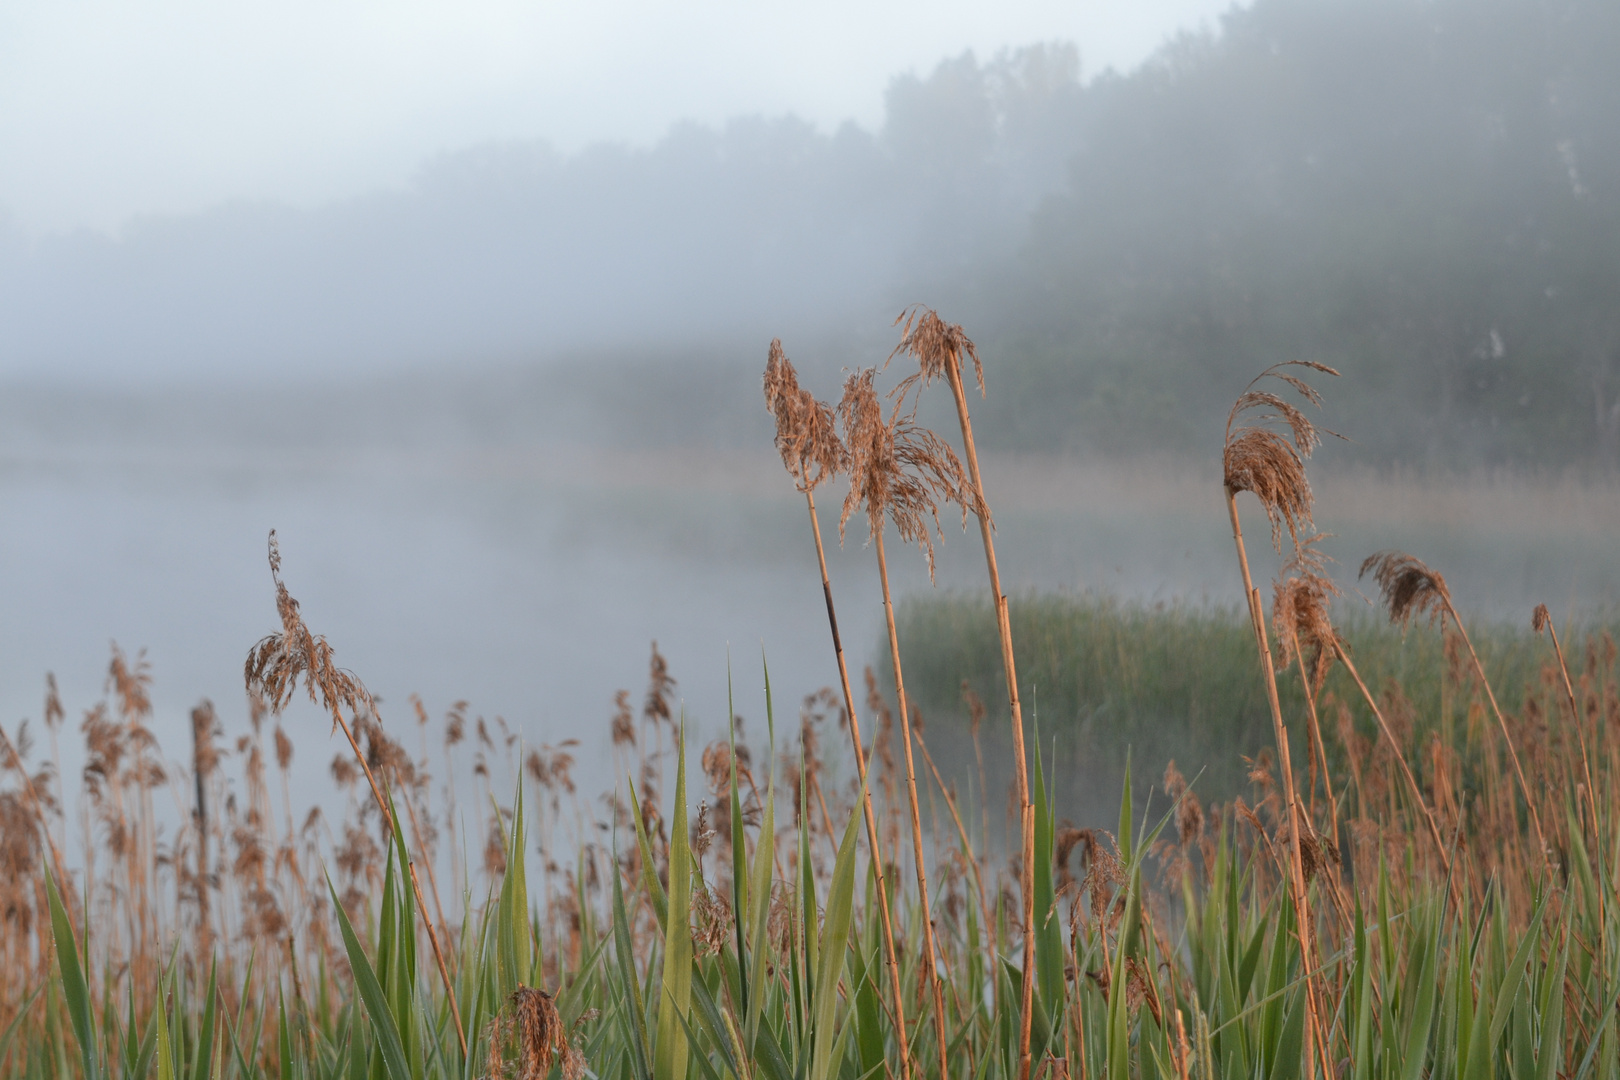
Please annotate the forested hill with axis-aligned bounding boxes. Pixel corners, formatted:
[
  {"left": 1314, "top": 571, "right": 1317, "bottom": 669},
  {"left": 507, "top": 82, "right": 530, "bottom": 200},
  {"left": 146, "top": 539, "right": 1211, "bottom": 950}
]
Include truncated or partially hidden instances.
[
  {"left": 3, "top": 0, "right": 1618, "bottom": 470},
  {"left": 967, "top": 0, "right": 1620, "bottom": 468}
]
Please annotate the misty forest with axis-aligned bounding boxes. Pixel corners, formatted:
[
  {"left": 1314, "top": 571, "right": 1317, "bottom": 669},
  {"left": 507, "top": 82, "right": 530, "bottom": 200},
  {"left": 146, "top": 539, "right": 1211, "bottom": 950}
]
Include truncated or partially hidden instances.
[{"left": 7, "top": 1, "right": 1620, "bottom": 1079}]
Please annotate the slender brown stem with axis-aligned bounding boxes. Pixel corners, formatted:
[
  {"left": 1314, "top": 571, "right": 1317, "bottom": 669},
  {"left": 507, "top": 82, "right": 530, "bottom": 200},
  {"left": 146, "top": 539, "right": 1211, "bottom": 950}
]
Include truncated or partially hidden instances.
[
  {"left": 398, "top": 786, "right": 457, "bottom": 977},
  {"left": 1285, "top": 624, "right": 1340, "bottom": 836},
  {"left": 330, "top": 705, "right": 468, "bottom": 1058},
  {"left": 1334, "top": 646, "right": 1460, "bottom": 901},
  {"left": 1224, "top": 490, "right": 1325, "bottom": 1080},
  {"left": 1546, "top": 620, "right": 1599, "bottom": 841},
  {"left": 913, "top": 724, "right": 995, "bottom": 967},
  {"left": 803, "top": 487, "right": 913, "bottom": 1080},
  {"left": 1443, "top": 599, "right": 1549, "bottom": 869},
  {"left": 940, "top": 360, "right": 1036, "bottom": 1080},
  {"left": 874, "top": 527, "right": 951, "bottom": 1080},
  {"left": 1543, "top": 616, "right": 1603, "bottom": 950}
]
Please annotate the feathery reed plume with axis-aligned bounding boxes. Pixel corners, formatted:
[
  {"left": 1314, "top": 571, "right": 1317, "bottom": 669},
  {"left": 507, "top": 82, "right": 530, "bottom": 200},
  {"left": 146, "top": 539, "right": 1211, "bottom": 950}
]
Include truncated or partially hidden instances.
[
  {"left": 760, "top": 340, "right": 911, "bottom": 1080},
  {"left": 838, "top": 367, "right": 978, "bottom": 581},
  {"left": 486, "top": 987, "right": 581, "bottom": 1080},
  {"left": 1223, "top": 362, "right": 1338, "bottom": 551},
  {"left": 839, "top": 365, "right": 968, "bottom": 1079},
  {"left": 1360, "top": 551, "right": 1548, "bottom": 866},
  {"left": 1221, "top": 362, "right": 1338, "bottom": 1080},
  {"left": 0, "top": 720, "right": 72, "bottom": 916},
  {"left": 1272, "top": 537, "right": 1343, "bottom": 827},
  {"left": 190, "top": 700, "right": 220, "bottom": 950},
  {"left": 245, "top": 530, "right": 468, "bottom": 1056},
  {"left": 892, "top": 305, "right": 1033, "bottom": 1080}
]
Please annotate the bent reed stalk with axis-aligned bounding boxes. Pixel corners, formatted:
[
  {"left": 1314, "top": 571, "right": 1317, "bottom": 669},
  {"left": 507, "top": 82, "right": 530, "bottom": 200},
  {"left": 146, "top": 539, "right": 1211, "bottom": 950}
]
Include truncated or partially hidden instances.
[
  {"left": 1360, "top": 551, "right": 1551, "bottom": 872},
  {"left": 244, "top": 532, "right": 468, "bottom": 1059}
]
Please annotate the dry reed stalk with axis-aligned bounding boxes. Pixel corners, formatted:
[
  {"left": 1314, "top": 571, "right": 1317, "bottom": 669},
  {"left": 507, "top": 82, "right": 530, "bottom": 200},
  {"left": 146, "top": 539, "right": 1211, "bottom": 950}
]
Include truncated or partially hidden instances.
[
  {"left": 245, "top": 532, "right": 468, "bottom": 1058},
  {"left": 1360, "top": 552, "right": 1550, "bottom": 870},
  {"left": 1330, "top": 647, "right": 1458, "bottom": 894},
  {"left": 912, "top": 724, "right": 994, "bottom": 961},
  {"left": 762, "top": 341, "right": 913, "bottom": 1080},
  {"left": 841, "top": 365, "right": 976, "bottom": 1079},
  {"left": 1534, "top": 604, "right": 1597, "bottom": 840},
  {"left": 1222, "top": 361, "right": 1340, "bottom": 1080},
  {"left": 890, "top": 306, "right": 1037, "bottom": 1080}
]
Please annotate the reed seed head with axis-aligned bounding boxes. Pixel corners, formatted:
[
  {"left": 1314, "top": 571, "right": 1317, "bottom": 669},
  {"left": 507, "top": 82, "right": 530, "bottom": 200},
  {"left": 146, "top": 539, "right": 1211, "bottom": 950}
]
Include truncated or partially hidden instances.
[
  {"left": 762, "top": 339, "right": 845, "bottom": 492},
  {"left": 1222, "top": 362, "right": 1340, "bottom": 551},
  {"left": 1359, "top": 550, "right": 1451, "bottom": 629},
  {"left": 1532, "top": 603, "right": 1551, "bottom": 633},
  {"left": 891, "top": 305, "right": 984, "bottom": 401},
  {"left": 837, "top": 367, "right": 981, "bottom": 581},
  {"left": 1273, "top": 534, "right": 1343, "bottom": 692},
  {"left": 245, "top": 531, "right": 372, "bottom": 728}
]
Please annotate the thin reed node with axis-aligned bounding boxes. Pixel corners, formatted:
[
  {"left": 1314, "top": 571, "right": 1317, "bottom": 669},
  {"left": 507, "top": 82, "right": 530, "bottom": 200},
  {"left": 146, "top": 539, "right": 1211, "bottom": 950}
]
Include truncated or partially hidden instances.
[
  {"left": 244, "top": 530, "right": 468, "bottom": 1058},
  {"left": 1360, "top": 551, "right": 1549, "bottom": 868},
  {"left": 889, "top": 304, "right": 1038, "bottom": 1080},
  {"left": 840, "top": 364, "right": 973, "bottom": 1080},
  {"left": 761, "top": 340, "right": 913, "bottom": 1080},
  {"left": 1221, "top": 360, "right": 1339, "bottom": 1080}
]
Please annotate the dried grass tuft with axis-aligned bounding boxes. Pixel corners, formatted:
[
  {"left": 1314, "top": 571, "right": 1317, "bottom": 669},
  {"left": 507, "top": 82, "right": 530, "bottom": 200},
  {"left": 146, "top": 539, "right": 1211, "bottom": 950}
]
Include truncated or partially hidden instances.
[
  {"left": 837, "top": 368, "right": 981, "bottom": 580},
  {"left": 1358, "top": 551, "right": 1450, "bottom": 629},
  {"left": 1222, "top": 362, "right": 1340, "bottom": 550},
  {"left": 763, "top": 340, "right": 845, "bottom": 492}
]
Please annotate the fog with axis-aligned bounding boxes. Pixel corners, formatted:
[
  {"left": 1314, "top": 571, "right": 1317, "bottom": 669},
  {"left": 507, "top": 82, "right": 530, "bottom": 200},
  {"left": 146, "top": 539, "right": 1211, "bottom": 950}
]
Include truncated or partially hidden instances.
[{"left": 4, "top": 0, "right": 1620, "bottom": 833}]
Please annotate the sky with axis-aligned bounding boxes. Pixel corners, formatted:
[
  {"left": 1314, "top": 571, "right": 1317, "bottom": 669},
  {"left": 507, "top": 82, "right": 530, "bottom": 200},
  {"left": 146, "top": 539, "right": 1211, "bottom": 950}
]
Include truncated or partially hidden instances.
[{"left": 0, "top": 0, "right": 1235, "bottom": 236}]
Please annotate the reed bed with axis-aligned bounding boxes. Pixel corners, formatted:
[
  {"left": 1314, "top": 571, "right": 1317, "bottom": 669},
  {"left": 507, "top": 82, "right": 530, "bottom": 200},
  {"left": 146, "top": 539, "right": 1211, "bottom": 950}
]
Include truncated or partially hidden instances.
[{"left": 4, "top": 313, "right": 1620, "bottom": 1079}]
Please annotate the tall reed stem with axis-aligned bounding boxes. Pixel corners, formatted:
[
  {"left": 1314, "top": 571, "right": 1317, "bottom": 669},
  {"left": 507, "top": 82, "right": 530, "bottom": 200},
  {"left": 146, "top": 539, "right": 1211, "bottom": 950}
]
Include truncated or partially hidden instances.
[
  {"left": 1224, "top": 490, "right": 1327, "bottom": 1080},
  {"left": 939, "top": 359, "right": 1037, "bottom": 1080},
  {"left": 1332, "top": 646, "right": 1461, "bottom": 909},
  {"left": 873, "top": 527, "right": 951, "bottom": 1080},
  {"left": 1442, "top": 600, "right": 1549, "bottom": 868},
  {"left": 802, "top": 487, "right": 913, "bottom": 1080}
]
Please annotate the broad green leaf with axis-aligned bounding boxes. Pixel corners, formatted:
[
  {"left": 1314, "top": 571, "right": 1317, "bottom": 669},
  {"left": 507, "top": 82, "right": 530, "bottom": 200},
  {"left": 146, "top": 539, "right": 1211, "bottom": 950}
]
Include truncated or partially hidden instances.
[{"left": 329, "top": 880, "right": 412, "bottom": 1080}]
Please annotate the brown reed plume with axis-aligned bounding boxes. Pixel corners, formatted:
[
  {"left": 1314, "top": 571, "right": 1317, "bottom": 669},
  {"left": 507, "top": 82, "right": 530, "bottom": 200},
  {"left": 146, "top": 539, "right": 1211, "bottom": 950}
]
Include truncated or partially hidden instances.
[
  {"left": 486, "top": 986, "right": 582, "bottom": 1080},
  {"left": 1221, "top": 361, "right": 1339, "bottom": 1080},
  {"left": 1360, "top": 551, "right": 1548, "bottom": 867},
  {"left": 0, "top": 721, "right": 71, "bottom": 911},
  {"left": 890, "top": 305, "right": 1038, "bottom": 1080},
  {"left": 839, "top": 365, "right": 976, "bottom": 1079},
  {"left": 761, "top": 341, "right": 912, "bottom": 1080},
  {"left": 245, "top": 530, "right": 468, "bottom": 1057},
  {"left": 1272, "top": 537, "right": 1343, "bottom": 827}
]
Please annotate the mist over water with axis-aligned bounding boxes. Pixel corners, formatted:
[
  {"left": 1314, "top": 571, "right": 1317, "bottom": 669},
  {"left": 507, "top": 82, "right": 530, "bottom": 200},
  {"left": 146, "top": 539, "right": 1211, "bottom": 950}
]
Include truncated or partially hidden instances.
[{"left": 6, "top": 367, "right": 1619, "bottom": 838}]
